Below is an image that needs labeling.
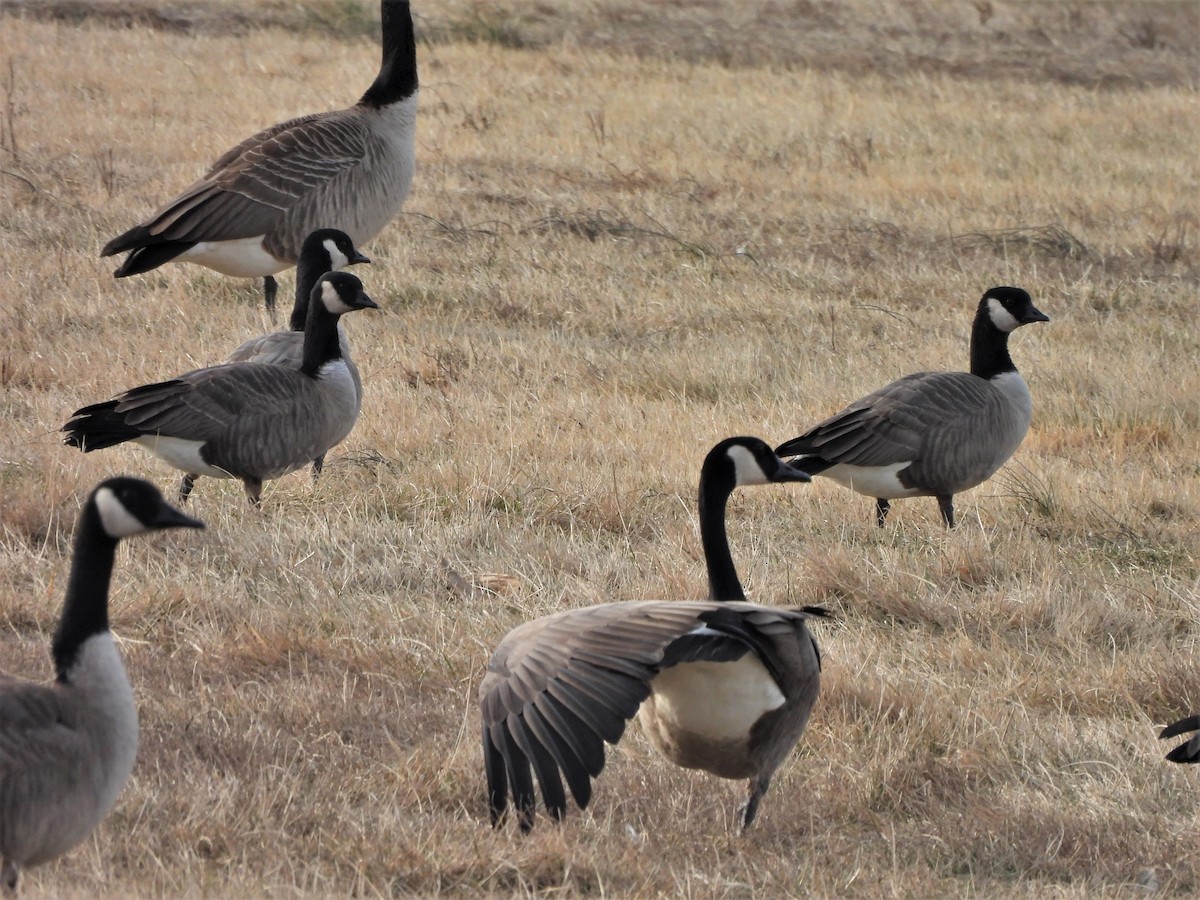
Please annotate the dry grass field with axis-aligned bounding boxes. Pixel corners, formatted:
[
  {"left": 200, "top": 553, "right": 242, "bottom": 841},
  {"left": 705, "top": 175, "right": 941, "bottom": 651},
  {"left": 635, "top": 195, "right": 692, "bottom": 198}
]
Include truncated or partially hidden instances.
[{"left": 1, "top": 0, "right": 1197, "bottom": 896}]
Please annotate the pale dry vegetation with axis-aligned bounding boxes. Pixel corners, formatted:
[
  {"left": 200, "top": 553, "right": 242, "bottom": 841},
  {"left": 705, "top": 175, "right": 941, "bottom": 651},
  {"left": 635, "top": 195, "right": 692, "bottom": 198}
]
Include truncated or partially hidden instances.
[{"left": 0, "top": 1, "right": 1197, "bottom": 897}]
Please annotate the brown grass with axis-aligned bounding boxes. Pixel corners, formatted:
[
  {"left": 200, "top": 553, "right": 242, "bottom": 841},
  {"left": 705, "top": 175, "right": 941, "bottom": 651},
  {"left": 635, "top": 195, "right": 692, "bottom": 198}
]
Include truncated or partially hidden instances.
[{"left": 1, "top": 1, "right": 1197, "bottom": 896}]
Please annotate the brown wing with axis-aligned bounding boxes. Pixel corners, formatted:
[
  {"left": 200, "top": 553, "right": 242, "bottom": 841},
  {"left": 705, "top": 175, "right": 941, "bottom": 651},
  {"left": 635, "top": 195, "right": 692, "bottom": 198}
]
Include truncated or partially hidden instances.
[{"left": 102, "top": 109, "right": 370, "bottom": 255}]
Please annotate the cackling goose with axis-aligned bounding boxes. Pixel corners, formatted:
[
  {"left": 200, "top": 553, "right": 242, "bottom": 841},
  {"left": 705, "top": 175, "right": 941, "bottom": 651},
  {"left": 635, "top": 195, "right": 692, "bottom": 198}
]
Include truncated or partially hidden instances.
[
  {"left": 0, "top": 477, "right": 203, "bottom": 894},
  {"left": 212, "top": 227, "right": 369, "bottom": 493},
  {"left": 61, "top": 272, "right": 378, "bottom": 506},
  {"left": 776, "top": 286, "right": 1049, "bottom": 527},
  {"left": 100, "top": 0, "right": 417, "bottom": 313},
  {"left": 479, "top": 437, "right": 827, "bottom": 832}
]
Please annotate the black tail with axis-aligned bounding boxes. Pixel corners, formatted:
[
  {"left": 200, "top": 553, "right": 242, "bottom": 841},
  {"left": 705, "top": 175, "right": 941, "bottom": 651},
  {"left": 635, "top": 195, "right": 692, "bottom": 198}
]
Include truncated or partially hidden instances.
[
  {"left": 101, "top": 225, "right": 194, "bottom": 277},
  {"left": 62, "top": 400, "right": 142, "bottom": 451},
  {"left": 773, "top": 446, "right": 836, "bottom": 476}
]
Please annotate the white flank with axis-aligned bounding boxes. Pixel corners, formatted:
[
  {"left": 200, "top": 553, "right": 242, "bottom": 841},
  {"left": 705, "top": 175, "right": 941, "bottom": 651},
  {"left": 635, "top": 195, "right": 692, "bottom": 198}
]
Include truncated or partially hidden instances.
[
  {"left": 820, "top": 461, "right": 919, "bottom": 499},
  {"left": 649, "top": 656, "right": 784, "bottom": 744},
  {"left": 987, "top": 297, "right": 1021, "bottom": 333},
  {"left": 180, "top": 237, "right": 282, "bottom": 278},
  {"left": 726, "top": 444, "right": 769, "bottom": 486},
  {"left": 93, "top": 487, "right": 147, "bottom": 538},
  {"left": 135, "top": 435, "right": 231, "bottom": 478}
]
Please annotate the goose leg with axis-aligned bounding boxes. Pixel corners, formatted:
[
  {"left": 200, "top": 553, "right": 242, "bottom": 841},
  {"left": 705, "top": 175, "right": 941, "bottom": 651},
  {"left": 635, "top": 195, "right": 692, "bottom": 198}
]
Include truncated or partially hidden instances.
[
  {"left": 875, "top": 497, "right": 890, "bottom": 527},
  {"left": 242, "top": 477, "right": 264, "bottom": 508},
  {"left": 263, "top": 275, "right": 279, "bottom": 319},
  {"left": 936, "top": 494, "right": 955, "bottom": 528},
  {"left": 311, "top": 454, "right": 325, "bottom": 481},
  {"left": 1, "top": 859, "right": 17, "bottom": 895},
  {"left": 179, "top": 473, "right": 199, "bottom": 502},
  {"left": 739, "top": 775, "right": 771, "bottom": 830}
]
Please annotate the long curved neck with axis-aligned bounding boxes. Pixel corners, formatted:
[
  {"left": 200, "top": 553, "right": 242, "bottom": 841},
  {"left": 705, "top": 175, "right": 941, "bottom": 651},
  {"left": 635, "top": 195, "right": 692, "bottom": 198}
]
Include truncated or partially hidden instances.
[
  {"left": 53, "top": 505, "right": 115, "bottom": 682},
  {"left": 969, "top": 303, "right": 1016, "bottom": 380},
  {"left": 359, "top": 1, "right": 418, "bottom": 109},
  {"left": 288, "top": 253, "right": 327, "bottom": 332},
  {"left": 301, "top": 300, "right": 344, "bottom": 377},
  {"left": 699, "top": 480, "right": 745, "bottom": 602}
]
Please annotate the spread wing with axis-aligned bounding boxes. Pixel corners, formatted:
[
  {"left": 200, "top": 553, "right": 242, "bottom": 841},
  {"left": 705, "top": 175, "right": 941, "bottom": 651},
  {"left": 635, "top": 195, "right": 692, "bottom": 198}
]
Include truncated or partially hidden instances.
[
  {"left": 478, "top": 600, "right": 822, "bottom": 830},
  {"left": 1160, "top": 714, "right": 1200, "bottom": 764}
]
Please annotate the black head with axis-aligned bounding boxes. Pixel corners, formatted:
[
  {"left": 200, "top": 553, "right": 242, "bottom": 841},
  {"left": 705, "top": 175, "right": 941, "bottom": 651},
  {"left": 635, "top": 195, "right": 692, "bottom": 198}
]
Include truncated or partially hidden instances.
[
  {"left": 89, "top": 476, "right": 205, "bottom": 538},
  {"left": 300, "top": 229, "right": 371, "bottom": 272},
  {"left": 981, "top": 286, "right": 1050, "bottom": 333},
  {"left": 311, "top": 272, "right": 380, "bottom": 316},
  {"left": 702, "top": 436, "right": 813, "bottom": 491}
]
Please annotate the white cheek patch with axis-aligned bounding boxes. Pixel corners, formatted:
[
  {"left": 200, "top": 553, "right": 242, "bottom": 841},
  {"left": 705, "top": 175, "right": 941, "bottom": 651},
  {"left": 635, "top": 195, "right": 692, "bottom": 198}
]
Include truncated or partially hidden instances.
[
  {"left": 323, "top": 239, "right": 349, "bottom": 271},
  {"left": 320, "top": 279, "right": 356, "bottom": 314},
  {"left": 726, "top": 444, "right": 769, "bottom": 486},
  {"left": 93, "top": 487, "right": 148, "bottom": 539},
  {"left": 987, "top": 297, "right": 1021, "bottom": 333}
]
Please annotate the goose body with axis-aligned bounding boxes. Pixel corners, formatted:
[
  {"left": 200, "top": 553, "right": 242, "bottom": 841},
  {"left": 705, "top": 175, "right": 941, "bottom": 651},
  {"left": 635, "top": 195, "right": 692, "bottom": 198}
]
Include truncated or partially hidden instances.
[
  {"left": 776, "top": 286, "right": 1049, "bottom": 527},
  {"left": 1160, "top": 715, "right": 1200, "bottom": 764},
  {"left": 0, "top": 478, "right": 203, "bottom": 893},
  {"left": 215, "top": 228, "right": 369, "bottom": 491},
  {"left": 62, "top": 273, "right": 378, "bottom": 505},
  {"left": 100, "top": 1, "right": 417, "bottom": 312},
  {"left": 480, "top": 437, "right": 826, "bottom": 832}
]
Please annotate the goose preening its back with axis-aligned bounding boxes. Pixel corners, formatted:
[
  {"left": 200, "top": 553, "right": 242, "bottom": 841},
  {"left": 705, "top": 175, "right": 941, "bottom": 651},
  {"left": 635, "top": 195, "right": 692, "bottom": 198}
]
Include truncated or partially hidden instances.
[
  {"left": 776, "top": 286, "right": 1049, "bottom": 528},
  {"left": 61, "top": 272, "right": 379, "bottom": 506},
  {"left": 0, "top": 478, "right": 203, "bottom": 895},
  {"left": 100, "top": 0, "right": 417, "bottom": 313},
  {"left": 1160, "top": 715, "right": 1200, "bottom": 764},
  {"left": 479, "top": 437, "right": 827, "bottom": 832}
]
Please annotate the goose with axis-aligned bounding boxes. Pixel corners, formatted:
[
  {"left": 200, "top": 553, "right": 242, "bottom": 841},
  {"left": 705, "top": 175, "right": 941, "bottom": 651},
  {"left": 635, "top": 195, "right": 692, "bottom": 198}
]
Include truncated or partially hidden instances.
[
  {"left": 775, "top": 286, "right": 1049, "bottom": 527},
  {"left": 215, "top": 227, "right": 369, "bottom": 492},
  {"left": 479, "top": 437, "right": 827, "bottom": 833},
  {"left": 0, "top": 477, "right": 203, "bottom": 895},
  {"left": 1160, "top": 715, "right": 1200, "bottom": 764},
  {"left": 61, "top": 272, "right": 378, "bottom": 506},
  {"left": 100, "top": 0, "right": 417, "bottom": 314}
]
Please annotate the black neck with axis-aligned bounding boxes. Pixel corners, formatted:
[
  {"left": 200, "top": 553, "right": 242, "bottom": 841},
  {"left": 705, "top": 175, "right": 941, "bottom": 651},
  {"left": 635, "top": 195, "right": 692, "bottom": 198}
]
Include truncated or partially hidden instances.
[
  {"left": 969, "top": 302, "right": 1017, "bottom": 380},
  {"left": 359, "top": 1, "right": 418, "bottom": 109},
  {"left": 301, "top": 296, "right": 345, "bottom": 378},
  {"left": 699, "top": 476, "right": 745, "bottom": 602},
  {"left": 289, "top": 252, "right": 328, "bottom": 332},
  {"left": 52, "top": 503, "right": 115, "bottom": 682}
]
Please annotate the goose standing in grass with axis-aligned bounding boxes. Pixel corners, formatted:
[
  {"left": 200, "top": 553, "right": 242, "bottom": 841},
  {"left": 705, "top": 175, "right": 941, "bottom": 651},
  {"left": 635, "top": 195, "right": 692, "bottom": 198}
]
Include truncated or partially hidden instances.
[
  {"left": 775, "top": 286, "right": 1049, "bottom": 528},
  {"left": 220, "top": 227, "right": 369, "bottom": 490},
  {"left": 100, "top": 0, "right": 417, "bottom": 314},
  {"left": 0, "top": 477, "right": 203, "bottom": 895},
  {"left": 1160, "top": 715, "right": 1200, "bottom": 763},
  {"left": 479, "top": 437, "right": 827, "bottom": 832},
  {"left": 61, "top": 272, "right": 378, "bottom": 506}
]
